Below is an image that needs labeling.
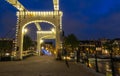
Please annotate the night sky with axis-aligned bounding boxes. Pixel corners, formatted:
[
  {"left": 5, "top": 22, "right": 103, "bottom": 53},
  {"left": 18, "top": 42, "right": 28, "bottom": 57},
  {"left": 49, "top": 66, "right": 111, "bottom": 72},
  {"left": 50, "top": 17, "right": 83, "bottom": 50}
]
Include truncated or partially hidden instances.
[{"left": 0, "top": 0, "right": 120, "bottom": 40}]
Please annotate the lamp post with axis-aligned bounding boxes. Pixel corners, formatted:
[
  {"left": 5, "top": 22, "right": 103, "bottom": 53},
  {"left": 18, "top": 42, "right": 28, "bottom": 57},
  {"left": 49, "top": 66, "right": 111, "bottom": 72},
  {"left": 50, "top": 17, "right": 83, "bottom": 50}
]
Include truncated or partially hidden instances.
[
  {"left": 95, "top": 47, "right": 99, "bottom": 72},
  {"left": 86, "top": 47, "right": 89, "bottom": 67},
  {"left": 105, "top": 41, "right": 115, "bottom": 76},
  {"left": 110, "top": 45, "right": 115, "bottom": 76}
]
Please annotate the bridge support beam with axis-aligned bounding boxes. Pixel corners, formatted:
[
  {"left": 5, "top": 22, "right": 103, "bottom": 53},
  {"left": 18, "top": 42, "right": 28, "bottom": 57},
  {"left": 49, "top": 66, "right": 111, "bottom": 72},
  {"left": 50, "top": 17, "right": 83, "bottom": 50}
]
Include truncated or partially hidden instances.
[
  {"left": 37, "top": 30, "right": 56, "bottom": 56},
  {"left": 15, "top": 22, "right": 24, "bottom": 60}
]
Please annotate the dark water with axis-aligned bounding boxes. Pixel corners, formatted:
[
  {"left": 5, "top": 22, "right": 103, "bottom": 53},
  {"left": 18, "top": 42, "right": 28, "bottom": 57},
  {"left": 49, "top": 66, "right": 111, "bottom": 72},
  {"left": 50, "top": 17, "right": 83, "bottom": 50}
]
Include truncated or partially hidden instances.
[{"left": 88, "top": 58, "right": 120, "bottom": 76}]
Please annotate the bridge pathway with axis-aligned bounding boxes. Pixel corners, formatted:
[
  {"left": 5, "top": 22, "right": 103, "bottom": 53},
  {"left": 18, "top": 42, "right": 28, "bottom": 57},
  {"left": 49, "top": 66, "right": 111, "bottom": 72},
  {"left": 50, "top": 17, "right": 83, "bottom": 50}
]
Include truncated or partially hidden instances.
[{"left": 0, "top": 56, "right": 105, "bottom": 76}]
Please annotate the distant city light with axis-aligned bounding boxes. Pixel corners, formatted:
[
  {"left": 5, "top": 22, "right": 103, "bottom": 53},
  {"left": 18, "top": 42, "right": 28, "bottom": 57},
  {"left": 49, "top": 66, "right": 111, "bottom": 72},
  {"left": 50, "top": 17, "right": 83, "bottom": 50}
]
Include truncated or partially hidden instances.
[{"left": 105, "top": 50, "right": 109, "bottom": 54}]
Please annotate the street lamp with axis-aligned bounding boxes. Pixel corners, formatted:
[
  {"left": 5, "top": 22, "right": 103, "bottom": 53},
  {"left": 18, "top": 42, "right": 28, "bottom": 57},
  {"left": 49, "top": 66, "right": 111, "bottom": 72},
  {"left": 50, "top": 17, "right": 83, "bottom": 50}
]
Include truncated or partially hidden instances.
[
  {"left": 22, "top": 28, "right": 28, "bottom": 34},
  {"left": 51, "top": 28, "right": 55, "bottom": 33},
  {"left": 40, "top": 39, "right": 44, "bottom": 44},
  {"left": 24, "top": 29, "right": 28, "bottom": 33}
]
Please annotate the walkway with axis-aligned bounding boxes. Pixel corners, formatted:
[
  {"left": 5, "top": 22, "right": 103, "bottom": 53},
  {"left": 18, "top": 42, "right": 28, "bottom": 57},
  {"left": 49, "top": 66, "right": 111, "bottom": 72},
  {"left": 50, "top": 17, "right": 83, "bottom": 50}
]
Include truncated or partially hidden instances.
[{"left": 0, "top": 56, "right": 105, "bottom": 76}]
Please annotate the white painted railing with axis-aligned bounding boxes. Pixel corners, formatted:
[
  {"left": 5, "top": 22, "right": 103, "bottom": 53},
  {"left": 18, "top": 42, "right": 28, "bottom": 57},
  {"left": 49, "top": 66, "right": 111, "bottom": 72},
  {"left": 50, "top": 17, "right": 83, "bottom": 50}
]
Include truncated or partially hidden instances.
[{"left": 22, "top": 50, "right": 33, "bottom": 57}]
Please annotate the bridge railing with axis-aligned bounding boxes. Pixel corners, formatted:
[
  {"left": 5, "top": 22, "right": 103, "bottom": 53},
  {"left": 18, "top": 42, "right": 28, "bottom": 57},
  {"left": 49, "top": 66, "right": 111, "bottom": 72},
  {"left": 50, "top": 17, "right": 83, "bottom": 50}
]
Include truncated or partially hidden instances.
[
  {"left": 11, "top": 50, "right": 34, "bottom": 59},
  {"left": 22, "top": 50, "right": 34, "bottom": 57}
]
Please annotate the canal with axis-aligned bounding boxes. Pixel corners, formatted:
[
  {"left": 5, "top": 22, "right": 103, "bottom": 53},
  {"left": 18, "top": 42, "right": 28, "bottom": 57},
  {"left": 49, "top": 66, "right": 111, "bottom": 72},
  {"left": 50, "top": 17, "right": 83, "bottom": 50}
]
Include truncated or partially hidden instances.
[{"left": 88, "top": 58, "right": 120, "bottom": 76}]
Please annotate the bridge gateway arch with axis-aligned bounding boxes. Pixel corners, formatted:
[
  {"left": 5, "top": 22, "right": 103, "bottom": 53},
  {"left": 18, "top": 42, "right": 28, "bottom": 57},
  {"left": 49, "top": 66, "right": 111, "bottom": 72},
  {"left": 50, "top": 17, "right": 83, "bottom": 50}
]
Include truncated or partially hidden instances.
[{"left": 6, "top": 0, "right": 63, "bottom": 60}]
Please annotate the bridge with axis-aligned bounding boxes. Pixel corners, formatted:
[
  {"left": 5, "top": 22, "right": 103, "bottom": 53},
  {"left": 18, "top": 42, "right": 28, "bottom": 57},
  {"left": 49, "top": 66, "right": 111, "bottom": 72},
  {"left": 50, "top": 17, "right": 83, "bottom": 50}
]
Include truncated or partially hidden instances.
[{"left": 5, "top": 0, "right": 63, "bottom": 60}]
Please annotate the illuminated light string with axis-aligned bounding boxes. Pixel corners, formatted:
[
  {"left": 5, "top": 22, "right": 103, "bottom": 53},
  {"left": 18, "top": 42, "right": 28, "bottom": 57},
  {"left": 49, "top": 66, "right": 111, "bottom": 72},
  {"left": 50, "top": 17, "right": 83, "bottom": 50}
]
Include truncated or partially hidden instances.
[
  {"left": 6, "top": 0, "right": 60, "bottom": 11},
  {"left": 6, "top": 0, "right": 26, "bottom": 11},
  {"left": 17, "top": 11, "right": 63, "bottom": 17}
]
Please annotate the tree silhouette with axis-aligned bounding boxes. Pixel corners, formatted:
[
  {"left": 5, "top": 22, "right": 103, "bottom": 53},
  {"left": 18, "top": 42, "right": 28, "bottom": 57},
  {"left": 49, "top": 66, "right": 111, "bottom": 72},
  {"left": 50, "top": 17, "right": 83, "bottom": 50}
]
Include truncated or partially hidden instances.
[
  {"left": 64, "top": 34, "right": 79, "bottom": 52},
  {"left": 23, "top": 35, "right": 33, "bottom": 51}
]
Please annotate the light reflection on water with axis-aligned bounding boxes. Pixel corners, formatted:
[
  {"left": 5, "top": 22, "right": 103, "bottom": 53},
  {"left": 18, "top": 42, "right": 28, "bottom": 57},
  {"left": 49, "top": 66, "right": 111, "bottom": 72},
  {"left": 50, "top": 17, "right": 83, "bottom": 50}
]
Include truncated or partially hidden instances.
[{"left": 88, "top": 59, "right": 120, "bottom": 76}]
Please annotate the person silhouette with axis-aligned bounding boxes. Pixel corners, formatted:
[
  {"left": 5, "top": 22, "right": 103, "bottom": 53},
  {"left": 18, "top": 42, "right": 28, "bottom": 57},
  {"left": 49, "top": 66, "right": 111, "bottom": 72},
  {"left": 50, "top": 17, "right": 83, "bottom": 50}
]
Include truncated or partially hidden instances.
[
  {"left": 63, "top": 47, "right": 69, "bottom": 68},
  {"left": 76, "top": 47, "right": 80, "bottom": 62}
]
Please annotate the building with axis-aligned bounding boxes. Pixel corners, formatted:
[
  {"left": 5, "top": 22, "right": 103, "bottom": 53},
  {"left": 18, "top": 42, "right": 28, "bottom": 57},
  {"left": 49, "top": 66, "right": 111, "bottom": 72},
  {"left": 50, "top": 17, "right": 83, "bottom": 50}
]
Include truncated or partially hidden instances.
[{"left": 0, "top": 38, "right": 15, "bottom": 60}]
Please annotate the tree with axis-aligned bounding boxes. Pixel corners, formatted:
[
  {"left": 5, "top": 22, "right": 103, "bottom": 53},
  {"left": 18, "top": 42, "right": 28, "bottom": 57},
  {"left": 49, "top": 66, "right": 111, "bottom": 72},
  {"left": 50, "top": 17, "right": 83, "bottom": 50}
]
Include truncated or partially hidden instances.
[
  {"left": 64, "top": 34, "right": 79, "bottom": 52},
  {"left": 103, "top": 40, "right": 116, "bottom": 53},
  {"left": 23, "top": 35, "right": 33, "bottom": 51}
]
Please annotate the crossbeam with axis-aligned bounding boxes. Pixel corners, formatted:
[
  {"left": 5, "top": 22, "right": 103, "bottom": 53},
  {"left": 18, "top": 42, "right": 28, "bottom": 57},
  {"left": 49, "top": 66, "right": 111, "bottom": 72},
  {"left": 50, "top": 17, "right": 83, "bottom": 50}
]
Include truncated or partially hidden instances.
[
  {"left": 37, "top": 31, "right": 55, "bottom": 34},
  {"left": 6, "top": 0, "right": 27, "bottom": 11},
  {"left": 35, "top": 23, "right": 41, "bottom": 30},
  {"left": 42, "top": 35, "right": 55, "bottom": 39},
  {"left": 17, "top": 11, "right": 63, "bottom": 16}
]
